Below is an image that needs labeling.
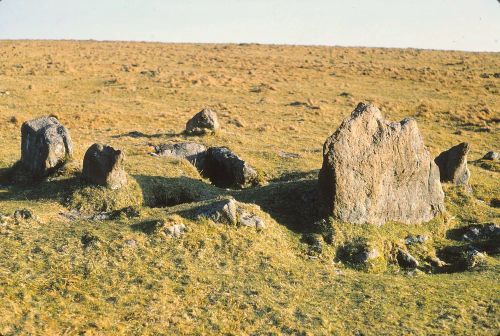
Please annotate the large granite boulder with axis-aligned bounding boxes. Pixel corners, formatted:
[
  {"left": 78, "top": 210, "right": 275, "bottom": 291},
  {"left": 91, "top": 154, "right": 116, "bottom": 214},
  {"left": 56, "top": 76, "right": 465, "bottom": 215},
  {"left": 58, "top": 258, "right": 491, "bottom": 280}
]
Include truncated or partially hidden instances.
[
  {"left": 153, "top": 142, "right": 207, "bottom": 170},
  {"left": 82, "top": 144, "right": 127, "bottom": 190},
  {"left": 20, "top": 116, "right": 73, "bottom": 178},
  {"left": 434, "top": 142, "right": 470, "bottom": 185},
  {"left": 204, "top": 147, "right": 259, "bottom": 189},
  {"left": 185, "top": 108, "right": 220, "bottom": 135},
  {"left": 319, "top": 103, "right": 445, "bottom": 225}
]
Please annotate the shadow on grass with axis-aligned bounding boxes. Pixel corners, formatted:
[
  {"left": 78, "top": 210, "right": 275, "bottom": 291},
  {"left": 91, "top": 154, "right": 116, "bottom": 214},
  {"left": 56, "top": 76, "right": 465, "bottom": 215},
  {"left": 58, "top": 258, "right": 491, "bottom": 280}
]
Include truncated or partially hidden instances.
[
  {"left": 0, "top": 174, "right": 80, "bottom": 203},
  {"left": 133, "top": 174, "right": 222, "bottom": 208},
  {"left": 231, "top": 172, "right": 323, "bottom": 234},
  {"left": 111, "top": 131, "right": 182, "bottom": 140},
  {"left": 134, "top": 171, "right": 323, "bottom": 234}
]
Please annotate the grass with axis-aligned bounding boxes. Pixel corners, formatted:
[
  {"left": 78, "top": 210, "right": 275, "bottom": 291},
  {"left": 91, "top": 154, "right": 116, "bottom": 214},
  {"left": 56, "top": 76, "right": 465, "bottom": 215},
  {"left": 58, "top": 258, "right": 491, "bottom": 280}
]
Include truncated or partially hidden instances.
[{"left": 0, "top": 40, "right": 498, "bottom": 335}]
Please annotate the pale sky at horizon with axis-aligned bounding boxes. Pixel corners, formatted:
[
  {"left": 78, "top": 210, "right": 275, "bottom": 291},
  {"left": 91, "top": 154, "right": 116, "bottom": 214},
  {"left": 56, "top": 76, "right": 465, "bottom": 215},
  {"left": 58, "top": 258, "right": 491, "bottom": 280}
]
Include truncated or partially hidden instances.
[{"left": 0, "top": 0, "right": 499, "bottom": 52}]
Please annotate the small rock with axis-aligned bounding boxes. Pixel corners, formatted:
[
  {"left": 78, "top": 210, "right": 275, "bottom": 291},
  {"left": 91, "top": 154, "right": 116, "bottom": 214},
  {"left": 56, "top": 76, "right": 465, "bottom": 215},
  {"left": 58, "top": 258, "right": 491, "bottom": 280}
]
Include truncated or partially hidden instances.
[
  {"left": 464, "top": 249, "right": 487, "bottom": 268},
  {"left": 482, "top": 151, "right": 499, "bottom": 160},
  {"left": 14, "top": 209, "right": 33, "bottom": 220},
  {"left": 82, "top": 144, "right": 127, "bottom": 190},
  {"left": 427, "top": 256, "right": 448, "bottom": 268},
  {"left": 238, "top": 210, "right": 265, "bottom": 229},
  {"left": 435, "top": 142, "right": 471, "bottom": 185},
  {"left": 124, "top": 239, "right": 137, "bottom": 247},
  {"left": 165, "top": 224, "right": 187, "bottom": 238},
  {"left": 20, "top": 116, "right": 73, "bottom": 178},
  {"left": 462, "top": 223, "right": 500, "bottom": 242},
  {"left": 154, "top": 142, "right": 207, "bottom": 170},
  {"left": 185, "top": 108, "right": 220, "bottom": 135},
  {"left": 91, "top": 213, "right": 111, "bottom": 221},
  {"left": 397, "top": 249, "right": 419, "bottom": 269},
  {"left": 405, "top": 234, "right": 428, "bottom": 245},
  {"left": 196, "top": 198, "right": 238, "bottom": 225},
  {"left": 203, "top": 147, "right": 259, "bottom": 188}
]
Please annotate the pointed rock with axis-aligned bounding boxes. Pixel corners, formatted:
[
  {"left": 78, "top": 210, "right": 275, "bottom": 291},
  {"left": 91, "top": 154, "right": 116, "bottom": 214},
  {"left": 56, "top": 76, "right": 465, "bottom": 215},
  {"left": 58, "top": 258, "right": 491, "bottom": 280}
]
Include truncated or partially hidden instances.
[
  {"left": 185, "top": 108, "right": 220, "bottom": 135},
  {"left": 319, "top": 103, "right": 445, "bottom": 225},
  {"left": 435, "top": 142, "right": 471, "bottom": 185}
]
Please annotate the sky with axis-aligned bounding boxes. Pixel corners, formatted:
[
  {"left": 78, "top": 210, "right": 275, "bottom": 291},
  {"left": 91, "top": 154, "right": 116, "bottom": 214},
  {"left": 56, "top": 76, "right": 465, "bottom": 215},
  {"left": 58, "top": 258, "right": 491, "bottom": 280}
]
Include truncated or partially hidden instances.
[{"left": 0, "top": 0, "right": 499, "bottom": 52}]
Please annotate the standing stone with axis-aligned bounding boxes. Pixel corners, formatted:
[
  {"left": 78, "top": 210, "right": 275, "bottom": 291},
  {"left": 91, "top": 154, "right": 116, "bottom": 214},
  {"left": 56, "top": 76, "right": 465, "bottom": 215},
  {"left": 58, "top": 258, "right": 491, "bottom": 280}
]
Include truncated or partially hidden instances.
[
  {"left": 319, "top": 103, "right": 445, "bottom": 225},
  {"left": 185, "top": 108, "right": 220, "bottom": 135},
  {"left": 434, "top": 143, "right": 471, "bottom": 185},
  {"left": 204, "top": 147, "right": 258, "bottom": 189},
  {"left": 82, "top": 144, "right": 127, "bottom": 190},
  {"left": 20, "top": 116, "right": 72, "bottom": 178}
]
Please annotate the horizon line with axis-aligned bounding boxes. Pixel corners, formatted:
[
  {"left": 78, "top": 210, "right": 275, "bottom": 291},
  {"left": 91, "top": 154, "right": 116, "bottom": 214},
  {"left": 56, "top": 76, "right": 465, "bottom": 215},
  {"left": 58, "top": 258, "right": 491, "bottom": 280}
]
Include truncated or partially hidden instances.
[{"left": 1, "top": 38, "right": 498, "bottom": 54}]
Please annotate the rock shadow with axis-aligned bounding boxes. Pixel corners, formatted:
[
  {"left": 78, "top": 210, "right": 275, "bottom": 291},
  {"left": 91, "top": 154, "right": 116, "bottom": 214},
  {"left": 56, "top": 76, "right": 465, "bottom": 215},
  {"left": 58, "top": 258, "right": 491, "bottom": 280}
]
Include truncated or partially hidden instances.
[
  {"left": 111, "top": 131, "right": 181, "bottom": 139},
  {"left": 231, "top": 172, "right": 322, "bottom": 233},
  {"left": 133, "top": 174, "right": 222, "bottom": 208},
  {"left": 0, "top": 174, "right": 80, "bottom": 204}
]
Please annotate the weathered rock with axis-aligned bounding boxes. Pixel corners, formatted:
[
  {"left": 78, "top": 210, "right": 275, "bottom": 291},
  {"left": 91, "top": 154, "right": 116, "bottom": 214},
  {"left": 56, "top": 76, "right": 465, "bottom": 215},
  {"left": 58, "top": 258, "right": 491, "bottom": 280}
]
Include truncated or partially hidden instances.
[
  {"left": 482, "top": 151, "right": 499, "bottom": 160},
  {"left": 319, "top": 103, "right": 445, "bottom": 225},
  {"left": 194, "top": 198, "right": 265, "bottom": 228},
  {"left": 397, "top": 249, "right": 419, "bottom": 269},
  {"left": 20, "top": 116, "right": 72, "bottom": 178},
  {"left": 165, "top": 224, "right": 187, "bottom": 238},
  {"left": 204, "top": 147, "right": 258, "bottom": 188},
  {"left": 195, "top": 198, "right": 238, "bottom": 225},
  {"left": 435, "top": 142, "right": 471, "bottom": 185},
  {"left": 185, "top": 108, "right": 220, "bottom": 135},
  {"left": 154, "top": 142, "right": 207, "bottom": 170},
  {"left": 237, "top": 209, "right": 265, "bottom": 229},
  {"left": 82, "top": 144, "right": 127, "bottom": 190},
  {"left": 338, "top": 238, "right": 384, "bottom": 272}
]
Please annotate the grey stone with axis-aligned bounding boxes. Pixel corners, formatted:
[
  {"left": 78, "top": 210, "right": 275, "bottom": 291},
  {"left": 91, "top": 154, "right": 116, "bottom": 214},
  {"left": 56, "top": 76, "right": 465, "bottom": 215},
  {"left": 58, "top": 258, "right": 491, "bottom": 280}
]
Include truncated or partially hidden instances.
[
  {"left": 82, "top": 144, "right": 127, "bottom": 190},
  {"left": 405, "top": 235, "right": 428, "bottom": 245},
  {"left": 165, "top": 224, "right": 187, "bottom": 238},
  {"left": 482, "top": 151, "right": 499, "bottom": 160},
  {"left": 435, "top": 142, "right": 471, "bottom": 185},
  {"left": 20, "top": 116, "right": 72, "bottom": 178},
  {"left": 397, "top": 249, "right": 419, "bottom": 269},
  {"left": 154, "top": 142, "right": 207, "bottom": 170},
  {"left": 237, "top": 210, "right": 265, "bottom": 229},
  {"left": 185, "top": 108, "right": 220, "bottom": 135},
  {"left": 196, "top": 198, "right": 238, "bottom": 225},
  {"left": 204, "top": 147, "right": 258, "bottom": 189},
  {"left": 319, "top": 103, "right": 445, "bottom": 225},
  {"left": 464, "top": 249, "right": 487, "bottom": 269}
]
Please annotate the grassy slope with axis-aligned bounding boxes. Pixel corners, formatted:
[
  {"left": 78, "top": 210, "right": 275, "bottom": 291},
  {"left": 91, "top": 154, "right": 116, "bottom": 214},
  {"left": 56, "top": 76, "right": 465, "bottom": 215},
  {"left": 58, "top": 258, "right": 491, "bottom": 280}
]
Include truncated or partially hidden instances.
[{"left": 0, "top": 41, "right": 499, "bottom": 335}]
